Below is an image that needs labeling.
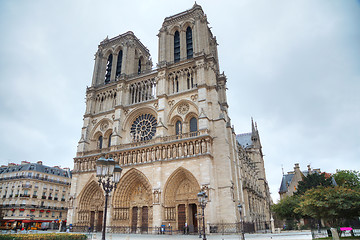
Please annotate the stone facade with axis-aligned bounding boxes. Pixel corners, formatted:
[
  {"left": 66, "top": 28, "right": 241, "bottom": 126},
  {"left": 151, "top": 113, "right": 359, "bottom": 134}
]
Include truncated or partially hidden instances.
[
  {"left": 0, "top": 161, "right": 71, "bottom": 230},
  {"left": 68, "top": 3, "right": 271, "bottom": 233}
]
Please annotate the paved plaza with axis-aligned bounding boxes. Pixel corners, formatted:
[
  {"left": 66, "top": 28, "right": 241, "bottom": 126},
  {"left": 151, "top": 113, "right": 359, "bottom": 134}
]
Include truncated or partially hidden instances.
[{"left": 84, "top": 231, "right": 312, "bottom": 240}]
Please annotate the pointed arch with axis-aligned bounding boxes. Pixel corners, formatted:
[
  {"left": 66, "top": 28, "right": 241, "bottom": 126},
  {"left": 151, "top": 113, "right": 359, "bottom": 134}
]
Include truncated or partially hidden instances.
[
  {"left": 113, "top": 168, "right": 152, "bottom": 208},
  {"left": 163, "top": 167, "right": 200, "bottom": 206},
  {"left": 77, "top": 179, "right": 104, "bottom": 211}
]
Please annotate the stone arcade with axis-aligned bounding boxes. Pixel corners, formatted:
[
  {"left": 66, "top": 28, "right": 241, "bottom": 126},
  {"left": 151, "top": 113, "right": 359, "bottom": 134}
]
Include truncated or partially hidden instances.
[{"left": 68, "top": 4, "right": 271, "bottom": 234}]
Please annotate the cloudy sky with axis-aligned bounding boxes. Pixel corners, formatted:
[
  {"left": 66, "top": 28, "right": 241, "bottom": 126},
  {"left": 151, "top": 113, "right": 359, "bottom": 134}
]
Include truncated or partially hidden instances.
[{"left": 0, "top": 0, "right": 359, "bottom": 202}]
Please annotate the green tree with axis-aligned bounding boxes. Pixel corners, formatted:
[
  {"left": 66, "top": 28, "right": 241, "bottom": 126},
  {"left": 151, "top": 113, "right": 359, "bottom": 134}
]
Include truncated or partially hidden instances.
[
  {"left": 295, "top": 172, "right": 333, "bottom": 195},
  {"left": 333, "top": 170, "right": 360, "bottom": 189},
  {"left": 295, "top": 186, "right": 360, "bottom": 226},
  {"left": 272, "top": 195, "right": 301, "bottom": 220}
]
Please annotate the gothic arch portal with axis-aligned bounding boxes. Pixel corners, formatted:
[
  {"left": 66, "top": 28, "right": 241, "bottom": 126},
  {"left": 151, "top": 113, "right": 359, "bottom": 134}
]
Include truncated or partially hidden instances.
[
  {"left": 76, "top": 179, "right": 104, "bottom": 229},
  {"left": 163, "top": 167, "right": 200, "bottom": 232},
  {"left": 112, "top": 168, "right": 153, "bottom": 229}
]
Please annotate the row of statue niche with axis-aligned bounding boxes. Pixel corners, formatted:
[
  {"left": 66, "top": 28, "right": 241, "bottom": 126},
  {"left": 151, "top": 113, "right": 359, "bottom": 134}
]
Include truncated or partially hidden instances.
[
  {"left": 117, "top": 139, "right": 210, "bottom": 165},
  {"left": 74, "top": 138, "right": 211, "bottom": 171},
  {"left": 114, "top": 208, "right": 129, "bottom": 220}
]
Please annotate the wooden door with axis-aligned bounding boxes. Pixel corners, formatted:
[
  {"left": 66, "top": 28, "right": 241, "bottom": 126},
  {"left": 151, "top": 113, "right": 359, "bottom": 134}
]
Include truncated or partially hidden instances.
[
  {"left": 97, "top": 211, "right": 103, "bottom": 232},
  {"left": 190, "top": 204, "right": 198, "bottom": 233},
  {"left": 131, "top": 207, "right": 138, "bottom": 233},
  {"left": 90, "top": 211, "right": 95, "bottom": 230},
  {"left": 141, "top": 206, "right": 148, "bottom": 232},
  {"left": 178, "top": 204, "right": 186, "bottom": 232}
]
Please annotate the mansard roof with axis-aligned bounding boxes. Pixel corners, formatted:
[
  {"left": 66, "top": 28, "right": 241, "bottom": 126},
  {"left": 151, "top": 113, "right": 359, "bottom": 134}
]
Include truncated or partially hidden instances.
[
  {"left": 279, "top": 173, "right": 295, "bottom": 193},
  {"left": 0, "top": 163, "right": 71, "bottom": 178}
]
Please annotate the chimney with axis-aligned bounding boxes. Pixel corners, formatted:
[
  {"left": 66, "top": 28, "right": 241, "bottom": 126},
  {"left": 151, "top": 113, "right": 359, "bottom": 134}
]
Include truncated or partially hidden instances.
[
  {"left": 8, "top": 163, "right": 17, "bottom": 166},
  {"left": 21, "top": 161, "right": 30, "bottom": 165},
  {"left": 1, "top": 165, "right": 7, "bottom": 167},
  {"left": 307, "top": 165, "right": 312, "bottom": 174},
  {"left": 37, "top": 161, "right": 43, "bottom": 165},
  {"left": 294, "top": 163, "right": 300, "bottom": 170},
  {"left": 54, "top": 166, "right": 60, "bottom": 169}
]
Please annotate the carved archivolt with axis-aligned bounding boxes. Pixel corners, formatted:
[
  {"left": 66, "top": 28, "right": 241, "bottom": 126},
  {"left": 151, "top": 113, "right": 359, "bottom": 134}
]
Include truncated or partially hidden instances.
[
  {"left": 112, "top": 168, "right": 152, "bottom": 208},
  {"left": 163, "top": 167, "right": 200, "bottom": 206},
  {"left": 76, "top": 180, "right": 104, "bottom": 225}
]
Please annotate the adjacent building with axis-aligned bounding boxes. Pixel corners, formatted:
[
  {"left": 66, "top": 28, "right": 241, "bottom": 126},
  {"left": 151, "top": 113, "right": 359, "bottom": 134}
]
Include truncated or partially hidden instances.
[
  {"left": 279, "top": 163, "right": 332, "bottom": 199},
  {"left": 68, "top": 3, "right": 271, "bottom": 233},
  {"left": 0, "top": 161, "right": 71, "bottom": 230}
]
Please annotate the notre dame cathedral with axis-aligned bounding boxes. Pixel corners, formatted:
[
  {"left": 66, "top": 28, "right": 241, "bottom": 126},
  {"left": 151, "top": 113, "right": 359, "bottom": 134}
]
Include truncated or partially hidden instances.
[{"left": 68, "top": 3, "right": 272, "bottom": 234}]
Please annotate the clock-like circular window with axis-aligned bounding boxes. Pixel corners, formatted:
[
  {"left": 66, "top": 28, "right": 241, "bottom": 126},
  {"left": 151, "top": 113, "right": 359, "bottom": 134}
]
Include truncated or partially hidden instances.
[{"left": 130, "top": 114, "right": 157, "bottom": 141}]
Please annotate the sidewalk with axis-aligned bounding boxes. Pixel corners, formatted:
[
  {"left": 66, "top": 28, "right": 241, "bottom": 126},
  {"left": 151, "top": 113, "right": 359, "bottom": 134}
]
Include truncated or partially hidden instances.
[{"left": 83, "top": 231, "right": 312, "bottom": 240}]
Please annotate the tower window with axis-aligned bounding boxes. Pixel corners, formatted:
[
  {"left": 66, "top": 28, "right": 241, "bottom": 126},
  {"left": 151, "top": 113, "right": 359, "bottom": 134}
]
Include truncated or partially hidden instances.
[
  {"left": 98, "top": 136, "right": 103, "bottom": 149},
  {"left": 116, "top": 50, "right": 123, "bottom": 77},
  {"left": 186, "top": 27, "right": 193, "bottom": 59},
  {"left": 174, "top": 31, "right": 180, "bottom": 62},
  {"left": 190, "top": 117, "right": 198, "bottom": 133},
  {"left": 138, "top": 59, "right": 142, "bottom": 74},
  {"left": 175, "top": 120, "right": 182, "bottom": 135},
  {"left": 108, "top": 133, "right": 112, "bottom": 148},
  {"left": 104, "top": 54, "right": 113, "bottom": 84}
]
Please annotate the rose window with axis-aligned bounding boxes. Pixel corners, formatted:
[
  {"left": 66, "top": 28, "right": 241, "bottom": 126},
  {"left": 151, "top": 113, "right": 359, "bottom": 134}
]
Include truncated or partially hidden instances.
[{"left": 130, "top": 114, "right": 157, "bottom": 141}]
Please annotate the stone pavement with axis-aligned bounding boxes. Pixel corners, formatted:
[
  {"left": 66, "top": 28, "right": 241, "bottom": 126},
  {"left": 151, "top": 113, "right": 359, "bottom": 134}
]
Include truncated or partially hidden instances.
[{"left": 84, "top": 231, "right": 312, "bottom": 240}]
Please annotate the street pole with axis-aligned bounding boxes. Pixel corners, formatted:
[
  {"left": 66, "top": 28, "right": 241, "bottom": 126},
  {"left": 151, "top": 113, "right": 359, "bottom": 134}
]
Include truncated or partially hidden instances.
[
  {"left": 102, "top": 191, "right": 109, "bottom": 240},
  {"left": 202, "top": 205, "right": 206, "bottom": 240}
]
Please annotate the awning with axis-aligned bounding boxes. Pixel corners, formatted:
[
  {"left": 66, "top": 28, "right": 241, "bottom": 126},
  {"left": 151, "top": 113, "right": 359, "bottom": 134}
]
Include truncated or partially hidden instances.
[{"left": 22, "top": 220, "right": 32, "bottom": 223}]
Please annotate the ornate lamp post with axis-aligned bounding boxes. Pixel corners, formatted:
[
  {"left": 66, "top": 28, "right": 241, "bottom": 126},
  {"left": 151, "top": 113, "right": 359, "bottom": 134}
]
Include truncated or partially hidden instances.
[
  {"left": 238, "top": 204, "right": 245, "bottom": 240},
  {"left": 96, "top": 156, "right": 122, "bottom": 240},
  {"left": 195, "top": 213, "right": 202, "bottom": 238},
  {"left": 197, "top": 191, "right": 208, "bottom": 240}
]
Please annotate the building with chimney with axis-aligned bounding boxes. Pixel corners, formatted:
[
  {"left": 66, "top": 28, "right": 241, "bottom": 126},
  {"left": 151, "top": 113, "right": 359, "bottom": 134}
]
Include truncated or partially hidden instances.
[{"left": 0, "top": 161, "right": 71, "bottom": 230}]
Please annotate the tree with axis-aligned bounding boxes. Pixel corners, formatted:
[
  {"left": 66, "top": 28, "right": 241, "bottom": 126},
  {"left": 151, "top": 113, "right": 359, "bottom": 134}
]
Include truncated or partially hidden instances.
[
  {"left": 333, "top": 170, "right": 360, "bottom": 190},
  {"left": 295, "top": 186, "right": 360, "bottom": 226},
  {"left": 272, "top": 195, "right": 301, "bottom": 221},
  {"left": 295, "top": 172, "right": 333, "bottom": 195}
]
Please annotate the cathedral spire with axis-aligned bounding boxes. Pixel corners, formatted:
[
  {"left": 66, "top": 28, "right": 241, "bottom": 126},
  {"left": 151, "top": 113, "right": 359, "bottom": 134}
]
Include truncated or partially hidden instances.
[{"left": 251, "top": 117, "right": 258, "bottom": 143}]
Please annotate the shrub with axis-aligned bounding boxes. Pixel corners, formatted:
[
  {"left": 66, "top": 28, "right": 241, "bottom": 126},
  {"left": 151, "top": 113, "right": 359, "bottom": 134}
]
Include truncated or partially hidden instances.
[{"left": 0, "top": 233, "right": 87, "bottom": 240}]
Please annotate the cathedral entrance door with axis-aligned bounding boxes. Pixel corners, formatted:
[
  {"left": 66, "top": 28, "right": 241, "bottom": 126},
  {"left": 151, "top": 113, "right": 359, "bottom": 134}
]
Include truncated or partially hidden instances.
[
  {"left": 178, "top": 204, "right": 186, "bottom": 232},
  {"left": 141, "top": 206, "right": 148, "bottom": 232},
  {"left": 131, "top": 207, "right": 138, "bottom": 233},
  {"left": 96, "top": 211, "right": 103, "bottom": 232},
  {"left": 90, "top": 211, "right": 95, "bottom": 230},
  {"left": 188, "top": 204, "right": 198, "bottom": 233}
]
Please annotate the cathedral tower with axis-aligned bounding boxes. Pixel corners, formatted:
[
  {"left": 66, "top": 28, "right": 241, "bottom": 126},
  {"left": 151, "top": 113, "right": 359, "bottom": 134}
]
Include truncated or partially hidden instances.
[{"left": 68, "top": 4, "right": 271, "bottom": 233}]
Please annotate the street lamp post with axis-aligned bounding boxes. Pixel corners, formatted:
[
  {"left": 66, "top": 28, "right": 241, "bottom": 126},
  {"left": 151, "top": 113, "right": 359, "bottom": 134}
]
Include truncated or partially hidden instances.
[
  {"left": 238, "top": 204, "right": 245, "bottom": 240},
  {"left": 195, "top": 213, "right": 202, "bottom": 238},
  {"left": 197, "top": 191, "right": 208, "bottom": 240},
  {"left": 96, "top": 156, "right": 122, "bottom": 240}
]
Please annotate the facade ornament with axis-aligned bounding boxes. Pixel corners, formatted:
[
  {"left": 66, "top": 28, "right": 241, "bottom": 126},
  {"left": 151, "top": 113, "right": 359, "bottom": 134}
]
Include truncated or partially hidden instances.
[
  {"left": 177, "top": 103, "right": 189, "bottom": 115},
  {"left": 100, "top": 121, "right": 109, "bottom": 132},
  {"left": 190, "top": 94, "right": 198, "bottom": 102}
]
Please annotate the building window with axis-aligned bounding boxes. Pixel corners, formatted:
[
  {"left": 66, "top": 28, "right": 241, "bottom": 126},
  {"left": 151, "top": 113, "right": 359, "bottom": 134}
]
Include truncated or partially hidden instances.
[
  {"left": 186, "top": 27, "right": 193, "bottom": 59},
  {"left": 174, "top": 31, "right": 180, "bottom": 62},
  {"left": 104, "top": 54, "right": 113, "bottom": 84},
  {"left": 108, "top": 133, "right": 112, "bottom": 148},
  {"left": 138, "top": 59, "right": 142, "bottom": 74},
  {"left": 98, "top": 136, "right": 103, "bottom": 149},
  {"left": 173, "top": 76, "right": 179, "bottom": 93},
  {"left": 130, "top": 114, "right": 157, "bottom": 142},
  {"left": 175, "top": 121, "right": 182, "bottom": 135},
  {"left": 116, "top": 50, "right": 123, "bottom": 77},
  {"left": 190, "top": 117, "right": 198, "bottom": 133}
]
